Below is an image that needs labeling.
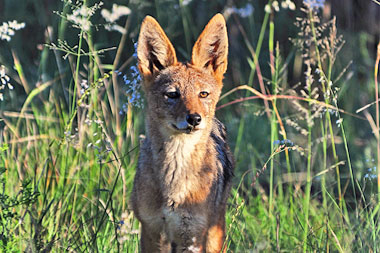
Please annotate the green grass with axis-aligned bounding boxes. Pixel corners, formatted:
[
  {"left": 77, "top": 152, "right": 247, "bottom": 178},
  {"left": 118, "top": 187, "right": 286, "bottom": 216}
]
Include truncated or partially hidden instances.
[{"left": 1, "top": 0, "right": 380, "bottom": 251}]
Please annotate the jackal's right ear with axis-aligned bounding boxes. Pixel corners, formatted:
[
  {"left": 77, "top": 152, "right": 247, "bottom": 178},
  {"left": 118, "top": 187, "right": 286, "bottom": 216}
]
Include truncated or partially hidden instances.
[
  {"left": 137, "top": 16, "right": 177, "bottom": 80},
  {"left": 191, "top": 14, "right": 228, "bottom": 83}
]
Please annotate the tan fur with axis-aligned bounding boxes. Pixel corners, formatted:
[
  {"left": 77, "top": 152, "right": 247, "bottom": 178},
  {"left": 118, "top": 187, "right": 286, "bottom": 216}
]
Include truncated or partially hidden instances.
[
  {"left": 206, "top": 225, "right": 226, "bottom": 252},
  {"left": 131, "top": 14, "right": 233, "bottom": 253}
]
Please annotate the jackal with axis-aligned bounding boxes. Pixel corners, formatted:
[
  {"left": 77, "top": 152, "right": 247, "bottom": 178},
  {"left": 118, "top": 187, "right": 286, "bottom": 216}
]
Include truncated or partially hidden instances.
[{"left": 131, "top": 13, "right": 234, "bottom": 253}]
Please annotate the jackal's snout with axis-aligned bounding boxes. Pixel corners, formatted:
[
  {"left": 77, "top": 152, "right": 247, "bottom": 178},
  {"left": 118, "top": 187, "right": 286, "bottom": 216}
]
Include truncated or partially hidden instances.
[
  {"left": 186, "top": 113, "right": 201, "bottom": 127},
  {"left": 172, "top": 112, "right": 203, "bottom": 134}
]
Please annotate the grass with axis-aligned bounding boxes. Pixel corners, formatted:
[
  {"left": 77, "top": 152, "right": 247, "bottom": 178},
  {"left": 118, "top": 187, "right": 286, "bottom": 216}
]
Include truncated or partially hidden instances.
[{"left": 1, "top": 0, "right": 380, "bottom": 251}]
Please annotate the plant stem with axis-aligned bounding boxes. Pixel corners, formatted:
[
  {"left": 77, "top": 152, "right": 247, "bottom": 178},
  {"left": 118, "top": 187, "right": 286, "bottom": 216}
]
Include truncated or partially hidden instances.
[
  {"left": 269, "top": 13, "right": 277, "bottom": 219},
  {"left": 303, "top": 63, "right": 313, "bottom": 253},
  {"left": 375, "top": 42, "right": 380, "bottom": 201},
  {"left": 308, "top": 9, "right": 342, "bottom": 209}
]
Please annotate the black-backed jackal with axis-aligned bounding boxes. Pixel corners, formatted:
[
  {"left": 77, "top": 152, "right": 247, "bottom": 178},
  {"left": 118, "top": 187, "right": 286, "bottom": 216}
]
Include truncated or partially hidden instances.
[{"left": 131, "top": 13, "right": 234, "bottom": 252}]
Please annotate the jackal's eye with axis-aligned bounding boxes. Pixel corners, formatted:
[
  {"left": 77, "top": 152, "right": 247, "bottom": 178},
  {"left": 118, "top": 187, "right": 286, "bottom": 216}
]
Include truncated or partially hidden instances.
[
  {"left": 165, "top": 91, "right": 180, "bottom": 99},
  {"left": 199, "top": 91, "right": 209, "bottom": 98}
]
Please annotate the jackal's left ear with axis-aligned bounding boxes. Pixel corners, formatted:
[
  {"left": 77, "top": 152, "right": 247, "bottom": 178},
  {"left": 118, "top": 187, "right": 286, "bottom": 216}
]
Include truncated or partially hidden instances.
[
  {"left": 191, "top": 14, "right": 228, "bottom": 82},
  {"left": 137, "top": 16, "right": 177, "bottom": 80}
]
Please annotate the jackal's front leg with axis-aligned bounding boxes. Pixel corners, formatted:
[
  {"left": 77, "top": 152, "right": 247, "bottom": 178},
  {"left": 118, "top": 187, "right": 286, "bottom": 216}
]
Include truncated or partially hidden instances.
[
  {"left": 140, "top": 223, "right": 171, "bottom": 253},
  {"left": 206, "top": 223, "right": 226, "bottom": 253}
]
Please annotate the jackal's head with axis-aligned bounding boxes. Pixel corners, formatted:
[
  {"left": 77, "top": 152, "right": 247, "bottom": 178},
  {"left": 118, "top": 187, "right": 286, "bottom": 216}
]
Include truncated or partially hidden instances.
[{"left": 137, "top": 14, "right": 228, "bottom": 136}]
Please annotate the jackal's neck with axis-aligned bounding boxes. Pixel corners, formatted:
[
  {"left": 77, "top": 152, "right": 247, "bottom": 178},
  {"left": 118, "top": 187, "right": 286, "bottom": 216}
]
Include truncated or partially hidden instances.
[
  {"left": 150, "top": 127, "right": 209, "bottom": 168},
  {"left": 146, "top": 118, "right": 211, "bottom": 162},
  {"left": 146, "top": 121, "right": 215, "bottom": 206}
]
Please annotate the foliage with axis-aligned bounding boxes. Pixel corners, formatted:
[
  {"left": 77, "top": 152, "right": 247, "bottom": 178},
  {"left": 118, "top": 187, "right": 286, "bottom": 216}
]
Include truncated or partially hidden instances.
[{"left": 0, "top": 0, "right": 379, "bottom": 251}]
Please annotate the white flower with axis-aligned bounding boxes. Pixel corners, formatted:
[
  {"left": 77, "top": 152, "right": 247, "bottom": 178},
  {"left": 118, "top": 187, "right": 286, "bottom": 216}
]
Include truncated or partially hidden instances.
[
  {"left": 0, "top": 65, "right": 12, "bottom": 101},
  {"left": 80, "top": 79, "right": 89, "bottom": 89},
  {"left": 66, "top": 2, "right": 103, "bottom": 32},
  {"left": 104, "top": 24, "right": 126, "bottom": 34},
  {"left": 101, "top": 4, "right": 131, "bottom": 23},
  {"left": 182, "top": 0, "right": 192, "bottom": 6},
  {"left": 8, "top": 20, "right": 25, "bottom": 30},
  {"left": 67, "top": 12, "right": 91, "bottom": 31},
  {"left": 288, "top": 1, "right": 296, "bottom": 10},
  {"left": 264, "top": 4, "right": 272, "bottom": 13},
  {"left": 0, "top": 20, "right": 25, "bottom": 42},
  {"left": 272, "top": 1, "right": 280, "bottom": 12},
  {"left": 282, "top": 0, "right": 296, "bottom": 10}
]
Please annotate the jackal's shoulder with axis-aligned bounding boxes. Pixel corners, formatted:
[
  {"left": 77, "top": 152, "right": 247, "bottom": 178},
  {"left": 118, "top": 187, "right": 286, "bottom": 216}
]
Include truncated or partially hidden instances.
[{"left": 211, "top": 118, "right": 234, "bottom": 187}]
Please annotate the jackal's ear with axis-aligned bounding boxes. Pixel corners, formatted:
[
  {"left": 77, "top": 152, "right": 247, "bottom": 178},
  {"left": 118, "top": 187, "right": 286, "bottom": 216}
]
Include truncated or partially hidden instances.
[
  {"left": 191, "top": 14, "right": 228, "bottom": 82},
  {"left": 137, "top": 16, "right": 177, "bottom": 80}
]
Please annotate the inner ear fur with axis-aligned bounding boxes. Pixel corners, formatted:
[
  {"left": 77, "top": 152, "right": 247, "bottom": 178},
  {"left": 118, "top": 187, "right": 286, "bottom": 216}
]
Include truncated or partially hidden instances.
[
  {"left": 137, "top": 16, "right": 177, "bottom": 80},
  {"left": 191, "top": 13, "right": 228, "bottom": 82}
]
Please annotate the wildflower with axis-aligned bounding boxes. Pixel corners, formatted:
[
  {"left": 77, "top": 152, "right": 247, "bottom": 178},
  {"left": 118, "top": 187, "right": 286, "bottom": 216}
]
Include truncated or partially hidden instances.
[
  {"left": 0, "top": 20, "right": 25, "bottom": 42},
  {"left": 101, "top": 4, "right": 131, "bottom": 34},
  {"left": 101, "top": 4, "right": 131, "bottom": 23},
  {"left": 281, "top": 0, "right": 296, "bottom": 10},
  {"left": 272, "top": 1, "right": 280, "bottom": 12},
  {"left": 100, "top": 4, "right": 131, "bottom": 34},
  {"left": 122, "top": 65, "right": 143, "bottom": 109},
  {"left": 66, "top": 2, "right": 103, "bottom": 32},
  {"left": 273, "top": 139, "right": 294, "bottom": 146},
  {"left": 182, "top": 0, "right": 192, "bottom": 6},
  {"left": 364, "top": 167, "right": 377, "bottom": 180},
  {"left": 67, "top": 6, "right": 91, "bottom": 31},
  {"left": 336, "top": 118, "right": 343, "bottom": 127},
  {"left": 264, "top": 4, "right": 272, "bottom": 14},
  {"left": 0, "top": 65, "right": 12, "bottom": 101},
  {"left": 80, "top": 79, "right": 89, "bottom": 95},
  {"left": 303, "top": 0, "right": 325, "bottom": 10},
  {"left": 120, "top": 44, "right": 143, "bottom": 112},
  {"left": 225, "top": 3, "right": 254, "bottom": 18},
  {"left": 236, "top": 3, "right": 254, "bottom": 18},
  {"left": 132, "top": 42, "right": 138, "bottom": 59}
]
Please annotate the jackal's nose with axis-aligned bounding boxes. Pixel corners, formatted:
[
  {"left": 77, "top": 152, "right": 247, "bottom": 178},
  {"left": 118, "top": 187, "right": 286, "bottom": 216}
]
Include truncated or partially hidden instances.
[{"left": 186, "top": 113, "right": 201, "bottom": 127}]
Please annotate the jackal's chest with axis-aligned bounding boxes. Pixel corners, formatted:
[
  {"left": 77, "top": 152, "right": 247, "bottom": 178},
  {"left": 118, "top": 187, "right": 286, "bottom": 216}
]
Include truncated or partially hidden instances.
[{"left": 156, "top": 134, "right": 211, "bottom": 206}]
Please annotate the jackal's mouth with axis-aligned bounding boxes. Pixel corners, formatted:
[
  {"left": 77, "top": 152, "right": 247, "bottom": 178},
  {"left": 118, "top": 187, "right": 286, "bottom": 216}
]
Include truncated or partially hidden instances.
[{"left": 171, "top": 124, "right": 197, "bottom": 134}]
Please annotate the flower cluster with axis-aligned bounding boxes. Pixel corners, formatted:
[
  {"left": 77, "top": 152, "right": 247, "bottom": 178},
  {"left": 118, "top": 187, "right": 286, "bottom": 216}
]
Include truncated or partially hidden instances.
[
  {"left": 101, "top": 4, "right": 131, "bottom": 34},
  {"left": 265, "top": 0, "right": 296, "bottom": 13},
  {"left": 273, "top": 139, "right": 294, "bottom": 146},
  {"left": 80, "top": 79, "right": 89, "bottom": 95},
  {"left": 0, "top": 20, "right": 25, "bottom": 42},
  {"left": 120, "top": 43, "right": 143, "bottom": 113},
  {"left": 281, "top": 0, "right": 296, "bottom": 10},
  {"left": 0, "top": 65, "right": 13, "bottom": 101},
  {"left": 121, "top": 64, "right": 143, "bottom": 112},
  {"left": 364, "top": 166, "right": 377, "bottom": 180},
  {"left": 66, "top": 2, "right": 103, "bottom": 32}
]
